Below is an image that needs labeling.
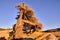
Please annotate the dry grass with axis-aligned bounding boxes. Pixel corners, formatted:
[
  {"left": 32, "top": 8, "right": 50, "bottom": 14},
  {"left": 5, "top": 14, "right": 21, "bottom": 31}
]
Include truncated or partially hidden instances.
[
  {"left": 50, "top": 32, "right": 60, "bottom": 37},
  {"left": 0, "top": 28, "right": 60, "bottom": 40},
  {"left": 0, "top": 28, "right": 12, "bottom": 39}
]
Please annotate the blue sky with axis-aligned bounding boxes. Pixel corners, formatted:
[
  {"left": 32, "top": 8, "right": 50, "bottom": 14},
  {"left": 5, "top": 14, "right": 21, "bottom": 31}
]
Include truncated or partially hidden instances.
[{"left": 0, "top": 0, "right": 60, "bottom": 30}]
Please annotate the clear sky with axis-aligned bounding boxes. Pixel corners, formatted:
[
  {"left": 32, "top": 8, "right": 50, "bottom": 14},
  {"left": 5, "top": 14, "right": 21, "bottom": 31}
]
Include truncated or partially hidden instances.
[{"left": 0, "top": 0, "right": 60, "bottom": 30}]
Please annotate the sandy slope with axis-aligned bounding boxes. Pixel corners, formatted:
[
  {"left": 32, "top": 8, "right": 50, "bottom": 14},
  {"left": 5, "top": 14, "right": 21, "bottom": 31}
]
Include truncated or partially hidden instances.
[{"left": 50, "top": 32, "right": 60, "bottom": 37}]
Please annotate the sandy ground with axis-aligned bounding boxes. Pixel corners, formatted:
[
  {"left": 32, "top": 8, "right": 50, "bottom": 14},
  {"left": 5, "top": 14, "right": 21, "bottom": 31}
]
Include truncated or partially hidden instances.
[
  {"left": 0, "top": 29, "right": 12, "bottom": 40},
  {"left": 43, "top": 31, "right": 60, "bottom": 37},
  {"left": 0, "top": 29, "right": 60, "bottom": 40},
  {"left": 51, "top": 32, "right": 60, "bottom": 37}
]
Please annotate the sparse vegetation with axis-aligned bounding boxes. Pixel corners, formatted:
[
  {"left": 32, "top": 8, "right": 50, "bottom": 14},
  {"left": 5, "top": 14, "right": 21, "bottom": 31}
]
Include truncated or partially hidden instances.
[{"left": 0, "top": 28, "right": 60, "bottom": 40}]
